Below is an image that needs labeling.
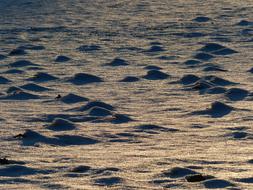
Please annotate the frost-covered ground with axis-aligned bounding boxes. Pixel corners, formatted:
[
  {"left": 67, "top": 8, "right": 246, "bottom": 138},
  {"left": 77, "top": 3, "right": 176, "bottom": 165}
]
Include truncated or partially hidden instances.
[{"left": 0, "top": 0, "right": 253, "bottom": 189}]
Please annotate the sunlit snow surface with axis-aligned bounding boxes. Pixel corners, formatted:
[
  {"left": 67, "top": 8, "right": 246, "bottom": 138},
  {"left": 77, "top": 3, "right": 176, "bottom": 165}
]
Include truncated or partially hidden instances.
[{"left": 0, "top": 0, "right": 253, "bottom": 189}]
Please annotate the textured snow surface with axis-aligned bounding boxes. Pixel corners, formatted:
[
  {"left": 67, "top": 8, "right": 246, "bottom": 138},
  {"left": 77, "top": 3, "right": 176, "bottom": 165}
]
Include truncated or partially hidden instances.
[{"left": 0, "top": 0, "right": 253, "bottom": 189}]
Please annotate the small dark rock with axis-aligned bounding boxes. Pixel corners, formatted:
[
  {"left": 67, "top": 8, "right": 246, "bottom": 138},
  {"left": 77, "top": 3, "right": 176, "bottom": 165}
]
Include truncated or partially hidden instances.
[
  {"left": 55, "top": 94, "right": 62, "bottom": 99},
  {"left": 71, "top": 165, "right": 91, "bottom": 173},
  {"left": 14, "top": 133, "right": 26, "bottom": 139},
  {"left": 185, "top": 174, "right": 212, "bottom": 182},
  {"left": 0, "top": 158, "right": 9, "bottom": 165}
]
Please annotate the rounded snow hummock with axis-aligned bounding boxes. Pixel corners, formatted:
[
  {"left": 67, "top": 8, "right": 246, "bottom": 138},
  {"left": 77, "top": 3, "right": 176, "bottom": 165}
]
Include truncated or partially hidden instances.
[
  {"left": 144, "top": 65, "right": 162, "bottom": 70},
  {"left": 0, "top": 54, "right": 7, "bottom": 61},
  {"left": 185, "top": 80, "right": 214, "bottom": 92},
  {"left": 180, "top": 74, "right": 200, "bottom": 85},
  {"left": 20, "top": 83, "right": 51, "bottom": 92},
  {"left": 203, "top": 65, "right": 227, "bottom": 72},
  {"left": 67, "top": 73, "right": 103, "bottom": 85},
  {"left": 192, "top": 16, "right": 211, "bottom": 22},
  {"left": 6, "top": 86, "right": 22, "bottom": 94},
  {"left": 18, "top": 44, "right": 45, "bottom": 51},
  {"left": 59, "top": 93, "right": 89, "bottom": 104},
  {"left": 203, "top": 179, "right": 234, "bottom": 189},
  {"left": 9, "top": 48, "right": 27, "bottom": 56},
  {"left": 143, "top": 70, "right": 169, "bottom": 80},
  {"left": 224, "top": 88, "right": 249, "bottom": 101},
  {"left": 199, "top": 43, "right": 238, "bottom": 55},
  {"left": 191, "top": 101, "right": 234, "bottom": 118},
  {"left": 70, "top": 165, "right": 91, "bottom": 173},
  {"left": 0, "top": 90, "right": 40, "bottom": 100},
  {"left": 55, "top": 55, "right": 71, "bottom": 62},
  {"left": 9, "top": 60, "right": 38, "bottom": 68},
  {"left": 74, "top": 100, "right": 115, "bottom": 112},
  {"left": 0, "top": 76, "right": 11, "bottom": 84},
  {"left": 236, "top": 20, "right": 253, "bottom": 26},
  {"left": 193, "top": 52, "right": 214, "bottom": 61},
  {"left": 77, "top": 45, "right": 101, "bottom": 52},
  {"left": 134, "top": 124, "right": 178, "bottom": 133},
  {"left": 3, "top": 69, "right": 25, "bottom": 74},
  {"left": 0, "top": 164, "right": 48, "bottom": 177},
  {"left": 204, "top": 75, "right": 237, "bottom": 86},
  {"left": 162, "top": 167, "right": 198, "bottom": 178},
  {"left": 47, "top": 118, "right": 77, "bottom": 131},
  {"left": 105, "top": 58, "right": 129, "bottom": 66},
  {"left": 27, "top": 72, "right": 58, "bottom": 82},
  {"left": 88, "top": 106, "right": 112, "bottom": 117},
  {"left": 247, "top": 67, "right": 253, "bottom": 73},
  {"left": 198, "top": 43, "right": 227, "bottom": 52},
  {"left": 146, "top": 45, "right": 165, "bottom": 53},
  {"left": 94, "top": 177, "right": 123, "bottom": 186},
  {"left": 183, "top": 59, "right": 202, "bottom": 65},
  {"left": 119, "top": 76, "right": 140, "bottom": 82}
]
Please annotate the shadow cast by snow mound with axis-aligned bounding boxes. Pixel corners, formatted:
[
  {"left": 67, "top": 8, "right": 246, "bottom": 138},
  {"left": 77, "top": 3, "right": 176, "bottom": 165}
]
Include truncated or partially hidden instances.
[
  {"left": 67, "top": 165, "right": 121, "bottom": 178},
  {"left": 133, "top": 124, "right": 179, "bottom": 134},
  {"left": 28, "top": 113, "right": 95, "bottom": 123}
]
